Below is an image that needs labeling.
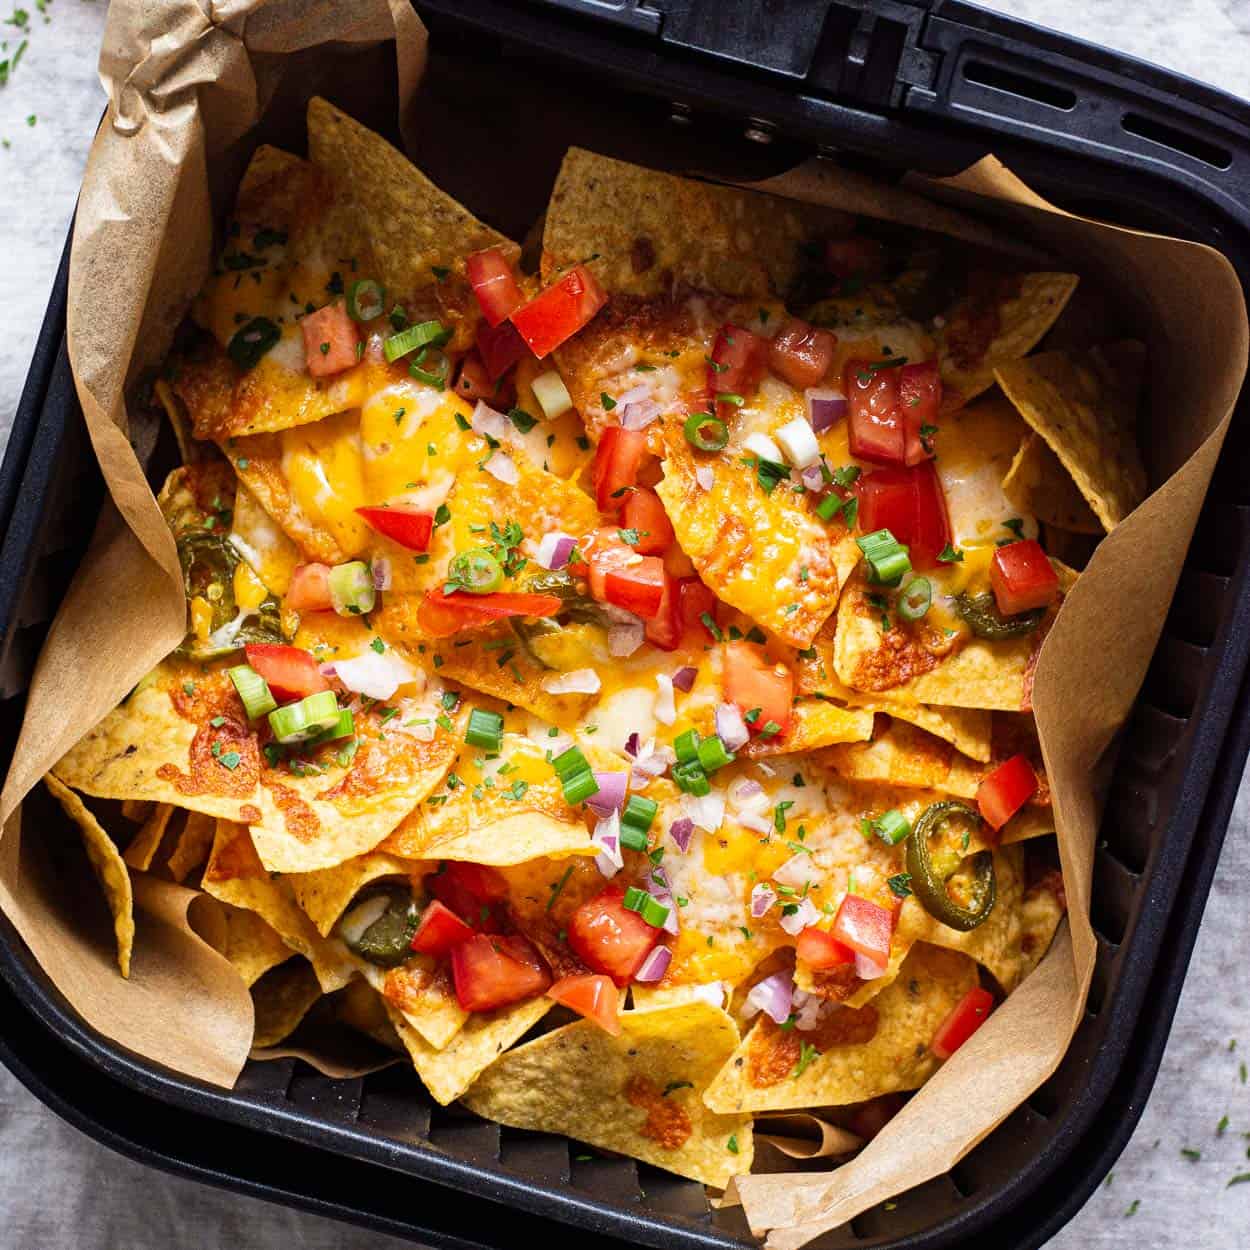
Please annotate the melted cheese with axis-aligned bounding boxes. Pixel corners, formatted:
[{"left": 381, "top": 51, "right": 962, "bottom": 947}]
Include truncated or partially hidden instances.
[{"left": 280, "top": 410, "right": 370, "bottom": 556}]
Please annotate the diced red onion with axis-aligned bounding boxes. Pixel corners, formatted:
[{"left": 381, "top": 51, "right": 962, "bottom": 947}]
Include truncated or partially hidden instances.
[
  {"left": 780, "top": 897, "right": 820, "bottom": 936},
  {"left": 586, "top": 771, "right": 629, "bottom": 817},
  {"left": 736, "top": 810, "right": 772, "bottom": 835},
  {"left": 608, "top": 620, "right": 645, "bottom": 657},
  {"left": 634, "top": 945, "right": 672, "bottom": 983},
  {"left": 536, "top": 531, "right": 576, "bottom": 571},
  {"left": 592, "top": 811, "right": 622, "bottom": 878},
  {"left": 649, "top": 868, "right": 680, "bottom": 936},
  {"left": 695, "top": 465, "right": 715, "bottom": 491},
  {"left": 806, "top": 387, "right": 848, "bottom": 433},
  {"left": 800, "top": 463, "right": 826, "bottom": 492},
  {"left": 715, "top": 702, "right": 749, "bottom": 751},
  {"left": 750, "top": 882, "right": 776, "bottom": 918},
  {"left": 632, "top": 741, "right": 673, "bottom": 781},
  {"left": 319, "top": 663, "right": 338, "bottom": 679},
  {"left": 371, "top": 557, "right": 392, "bottom": 591},
  {"left": 668, "top": 817, "right": 694, "bottom": 853},
  {"left": 654, "top": 673, "right": 676, "bottom": 725},
  {"left": 744, "top": 970, "right": 794, "bottom": 1025},
  {"left": 541, "top": 668, "right": 601, "bottom": 695},
  {"left": 855, "top": 950, "right": 889, "bottom": 981},
  {"left": 687, "top": 792, "right": 725, "bottom": 833},
  {"left": 792, "top": 987, "right": 826, "bottom": 1031},
  {"left": 471, "top": 401, "right": 510, "bottom": 441},
  {"left": 773, "top": 854, "right": 814, "bottom": 888},
  {"left": 484, "top": 451, "right": 519, "bottom": 485},
  {"left": 671, "top": 666, "right": 697, "bottom": 693},
  {"left": 624, "top": 732, "right": 640, "bottom": 758},
  {"left": 729, "top": 776, "right": 765, "bottom": 806},
  {"left": 620, "top": 398, "right": 661, "bottom": 430}
]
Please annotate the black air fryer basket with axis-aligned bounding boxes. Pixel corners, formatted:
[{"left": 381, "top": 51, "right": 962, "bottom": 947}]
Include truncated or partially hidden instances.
[{"left": 3, "top": 3, "right": 1250, "bottom": 1248}]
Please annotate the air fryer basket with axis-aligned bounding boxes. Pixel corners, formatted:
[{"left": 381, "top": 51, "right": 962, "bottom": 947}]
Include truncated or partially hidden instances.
[{"left": 3, "top": 3, "right": 1250, "bottom": 1248}]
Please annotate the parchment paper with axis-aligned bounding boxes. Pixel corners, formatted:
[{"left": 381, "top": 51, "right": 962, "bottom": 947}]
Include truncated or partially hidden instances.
[{"left": 0, "top": 3, "right": 1244, "bottom": 1244}]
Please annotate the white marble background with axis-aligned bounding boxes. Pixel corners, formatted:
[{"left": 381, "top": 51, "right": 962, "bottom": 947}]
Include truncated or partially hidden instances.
[{"left": 1, "top": 2, "right": 1248, "bottom": 1247}]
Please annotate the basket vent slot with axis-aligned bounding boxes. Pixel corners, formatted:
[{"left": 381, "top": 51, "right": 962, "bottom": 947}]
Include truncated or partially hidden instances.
[
  {"left": 962, "top": 59, "right": 1075, "bottom": 111},
  {"left": 1122, "top": 112, "right": 1231, "bottom": 169}
]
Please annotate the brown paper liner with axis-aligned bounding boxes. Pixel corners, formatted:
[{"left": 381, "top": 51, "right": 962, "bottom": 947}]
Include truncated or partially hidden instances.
[{"left": 0, "top": 2, "right": 1244, "bottom": 1241}]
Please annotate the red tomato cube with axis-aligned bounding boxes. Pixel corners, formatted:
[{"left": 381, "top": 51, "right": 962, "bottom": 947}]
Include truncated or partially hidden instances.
[
  {"left": 510, "top": 264, "right": 607, "bottom": 358},
  {"left": 356, "top": 505, "right": 434, "bottom": 552},
  {"left": 930, "top": 986, "right": 995, "bottom": 1060},
  {"left": 846, "top": 359, "right": 905, "bottom": 465},
  {"left": 795, "top": 926, "right": 855, "bottom": 970},
  {"left": 620, "top": 486, "right": 675, "bottom": 555},
  {"left": 244, "top": 643, "right": 329, "bottom": 703},
  {"left": 990, "top": 539, "right": 1060, "bottom": 616},
  {"left": 450, "top": 933, "right": 551, "bottom": 1012},
  {"left": 768, "top": 318, "right": 837, "bottom": 389},
  {"left": 301, "top": 302, "right": 360, "bottom": 377},
  {"left": 566, "top": 884, "right": 660, "bottom": 985},
  {"left": 898, "top": 360, "right": 941, "bottom": 465},
  {"left": 410, "top": 899, "right": 476, "bottom": 958},
  {"left": 976, "top": 754, "right": 1038, "bottom": 830},
  {"left": 466, "top": 246, "right": 524, "bottom": 327},
  {"left": 285, "top": 563, "right": 334, "bottom": 614},
  {"left": 723, "top": 641, "right": 793, "bottom": 737},
  {"left": 831, "top": 894, "right": 894, "bottom": 966},
  {"left": 547, "top": 973, "right": 621, "bottom": 1035}
]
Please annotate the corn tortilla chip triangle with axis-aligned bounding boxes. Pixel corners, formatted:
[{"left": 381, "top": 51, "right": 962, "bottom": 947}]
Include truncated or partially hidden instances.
[
  {"left": 1002, "top": 431, "right": 1101, "bottom": 534},
  {"left": 251, "top": 958, "right": 324, "bottom": 1048},
  {"left": 218, "top": 903, "right": 295, "bottom": 989},
  {"left": 464, "top": 1002, "right": 753, "bottom": 1187}
]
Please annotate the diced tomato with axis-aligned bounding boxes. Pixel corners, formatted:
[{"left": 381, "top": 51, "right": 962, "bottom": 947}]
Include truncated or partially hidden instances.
[
  {"left": 301, "top": 302, "right": 360, "bottom": 378},
  {"left": 680, "top": 580, "right": 718, "bottom": 637},
  {"left": 768, "top": 318, "right": 837, "bottom": 389},
  {"left": 620, "top": 486, "right": 675, "bottom": 555},
  {"left": 846, "top": 359, "right": 905, "bottom": 464},
  {"left": 476, "top": 319, "right": 530, "bottom": 380},
  {"left": 848, "top": 1093, "right": 906, "bottom": 1141},
  {"left": 643, "top": 575, "right": 681, "bottom": 650},
  {"left": 428, "top": 862, "right": 509, "bottom": 928},
  {"left": 723, "top": 641, "right": 793, "bottom": 736},
  {"left": 976, "top": 754, "right": 1038, "bottom": 830},
  {"left": 417, "top": 589, "right": 562, "bottom": 638},
  {"left": 708, "top": 324, "right": 768, "bottom": 401},
  {"left": 931, "top": 986, "right": 996, "bottom": 1060},
  {"left": 566, "top": 884, "right": 660, "bottom": 985},
  {"left": 509, "top": 264, "right": 607, "bottom": 358},
  {"left": 355, "top": 504, "right": 434, "bottom": 552},
  {"left": 831, "top": 894, "right": 894, "bottom": 967},
  {"left": 643, "top": 576, "right": 717, "bottom": 651},
  {"left": 450, "top": 933, "right": 551, "bottom": 1013},
  {"left": 592, "top": 426, "right": 650, "bottom": 512},
  {"left": 244, "top": 643, "right": 330, "bottom": 703},
  {"left": 410, "top": 900, "right": 476, "bottom": 957},
  {"left": 466, "top": 246, "right": 524, "bottom": 327},
  {"left": 855, "top": 461, "right": 951, "bottom": 571},
  {"left": 898, "top": 361, "right": 941, "bottom": 465},
  {"left": 825, "top": 236, "right": 886, "bottom": 283},
  {"left": 662, "top": 544, "right": 697, "bottom": 580},
  {"left": 453, "top": 351, "right": 504, "bottom": 404},
  {"left": 990, "top": 539, "right": 1060, "bottom": 616},
  {"left": 285, "top": 563, "right": 333, "bottom": 613},
  {"left": 795, "top": 926, "right": 855, "bottom": 970},
  {"left": 603, "top": 556, "right": 666, "bottom": 620},
  {"left": 547, "top": 973, "right": 621, "bottom": 1035}
]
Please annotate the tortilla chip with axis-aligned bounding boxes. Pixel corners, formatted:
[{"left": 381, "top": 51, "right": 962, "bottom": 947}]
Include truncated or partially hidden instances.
[
  {"left": 658, "top": 436, "right": 861, "bottom": 649},
  {"left": 219, "top": 903, "right": 296, "bottom": 988},
  {"left": 543, "top": 147, "right": 853, "bottom": 300},
  {"left": 337, "top": 979, "right": 405, "bottom": 1052},
  {"left": 123, "top": 802, "right": 175, "bottom": 871},
  {"left": 994, "top": 341, "right": 1147, "bottom": 530},
  {"left": 386, "top": 995, "right": 553, "bottom": 1106},
  {"left": 936, "top": 272, "right": 1079, "bottom": 401},
  {"left": 464, "top": 1002, "right": 752, "bottom": 1187},
  {"left": 307, "top": 96, "right": 512, "bottom": 348},
  {"left": 287, "top": 851, "right": 416, "bottom": 937},
  {"left": 202, "top": 821, "right": 354, "bottom": 992},
  {"left": 53, "top": 659, "right": 461, "bottom": 873},
  {"left": 704, "top": 944, "right": 976, "bottom": 1114},
  {"left": 1003, "top": 431, "right": 1101, "bottom": 534},
  {"left": 251, "top": 959, "right": 323, "bottom": 1048},
  {"left": 120, "top": 798, "right": 154, "bottom": 823},
  {"left": 743, "top": 699, "right": 874, "bottom": 759},
  {"left": 229, "top": 482, "right": 301, "bottom": 596},
  {"left": 1019, "top": 867, "right": 1067, "bottom": 980},
  {"left": 166, "top": 811, "right": 216, "bottom": 882},
  {"left": 43, "top": 776, "right": 135, "bottom": 979},
  {"left": 374, "top": 958, "right": 468, "bottom": 1051}
]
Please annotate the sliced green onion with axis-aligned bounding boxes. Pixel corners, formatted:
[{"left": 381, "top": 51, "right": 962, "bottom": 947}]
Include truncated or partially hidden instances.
[
  {"left": 673, "top": 729, "right": 701, "bottom": 765},
  {"left": 531, "top": 370, "right": 573, "bottom": 419},
  {"left": 562, "top": 768, "right": 600, "bottom": 805},
  {"left": 619, "top": 825, "right": 649, "bottom": 853},
  {"left": 552, "top": 744, "right": 591, "bottom": 780},
  {"left": 897, "top": 576, "right": 932, "bottom": 623},
  {"left": 410, "top": 347, "right": 450, "bottom": 389},
  {"left": 347, "top": 279, "right": 386, "bottom": 322},
  {"left": 856, "top": 529, "right": 911, "bottom": 587},
  {"left": 328, "top": 561, "right": 376, "bottom": 617},
  {"left": 622, "top": 794, "right": 658, "bottom": 837},
  {"left": 267, "top": 690, "right": 342, "bottom": 745},
  {"left": 465, "top": 708, "right": 504, "bottom": 751},
  {"left": 874, "top": 809, "right": 911, "bottom": 846},
  {"left": 383, "top": 320, "right": 449, "bottom": 362},
  {"left": 227, "top": 665, "right": 276, "bottom": 720},
  {"left": 449, "top": 550, "right": 504, "bottom": 595},
  {"left": 640, "top": 895, "right": 671, "bottom": 928},
  {"left": 227, "top": 316, "right": 280, "bottom": 370},
  {"left": 308, "top": 709, "right": 355, "bottom": 745},
  {"left": 683, "top": 411, "right": 729, "bottom": 451},
  {"left": 696, "top": 734, "right": 734, "bottom": 773},
  {"left": 622, "top": 886, "right": 648, "bottom": 913},
  {"left": 672, "top": 759, "right": 710, "bottom": 796}
]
